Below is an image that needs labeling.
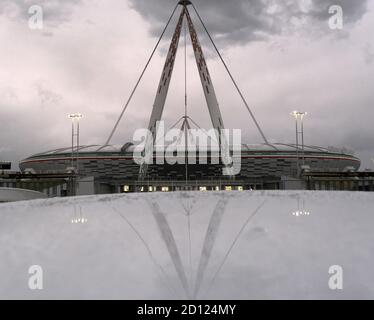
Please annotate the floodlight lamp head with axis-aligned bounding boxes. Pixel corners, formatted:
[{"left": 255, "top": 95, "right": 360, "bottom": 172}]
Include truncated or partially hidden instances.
[
  {"left": 68, "top": 113, "right": 84, "bottom": 120},
  {"left": 290, "top": 111, "right": 307, "bottom": 119}
]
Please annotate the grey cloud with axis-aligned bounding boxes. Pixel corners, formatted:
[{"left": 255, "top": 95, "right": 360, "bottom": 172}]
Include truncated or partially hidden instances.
[
  {"left": 35, "top": 82, "right": 63, "bottom": 107},
  {"left": 343, "top": 128, "right": 374, "bottom": 153},
  {"left": 129, "top": 0, "right": 369, "bottom": 46}
]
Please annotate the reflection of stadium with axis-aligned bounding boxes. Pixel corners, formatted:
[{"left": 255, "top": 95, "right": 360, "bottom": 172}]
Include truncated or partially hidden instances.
[{"left": 8, "top": 1, "right": 373, "bottom": 196}]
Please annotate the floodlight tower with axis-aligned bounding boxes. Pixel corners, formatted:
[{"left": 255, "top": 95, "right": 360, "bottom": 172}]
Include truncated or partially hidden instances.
[
  {"left": 291, "top": 111, "right": 307, "bottom": 175},
  {"left": 68, "top": 113, "right": 83, "bottom": 173}
]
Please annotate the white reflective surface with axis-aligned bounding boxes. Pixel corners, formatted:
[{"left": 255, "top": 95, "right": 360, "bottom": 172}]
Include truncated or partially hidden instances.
[{"left": 1, "top": 191, "right": 374, "bottom": 299}]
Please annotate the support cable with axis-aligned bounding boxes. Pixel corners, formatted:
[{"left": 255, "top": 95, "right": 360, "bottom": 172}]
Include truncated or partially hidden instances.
[
  {"left": 191, "top": 4, "right": 269, "bottom": 145},
  {"left": 101, "top": 4, "right": 179, "bottom": 148},
  {"left": 184, "top": 15, "right": 188, "bottom": 119},
  {"left": 184, "top": 16, "right": 189, "bottom": 186}
]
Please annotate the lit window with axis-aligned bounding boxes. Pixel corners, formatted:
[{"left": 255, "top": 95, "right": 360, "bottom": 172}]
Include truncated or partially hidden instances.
[
  {"left": 215, "top": 186, "right": 220, "bottom": 191},
  {"left": 199, "top": 186, "right": 207, "bottom": 191},
  {"left": 238, "top": 186, "right": 243, "bottom": 191},
  {"left": 161, "top": 186, "right": 169, "bottom": 192},
  {"left": 225, "top": 186, "right": 232, "bottom": 191},
  {"left": 123, "top": 185, "right": 130, "bottom": 192},
  {"left": 148, "top": 186, "right": 153, "bottom": 192}
]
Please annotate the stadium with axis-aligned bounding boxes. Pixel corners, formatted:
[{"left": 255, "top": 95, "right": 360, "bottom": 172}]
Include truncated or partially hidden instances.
[
  {"left": 16, "top": 1, "right": 365, "bottom": 194},
  {"left": 19, "top": 143, "right": 360, "bottom": 193}
]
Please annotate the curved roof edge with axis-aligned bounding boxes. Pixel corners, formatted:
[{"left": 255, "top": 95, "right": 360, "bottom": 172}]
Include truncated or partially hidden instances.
[{"left": 24, "top": 142, "right": 358, "bottom": 159}]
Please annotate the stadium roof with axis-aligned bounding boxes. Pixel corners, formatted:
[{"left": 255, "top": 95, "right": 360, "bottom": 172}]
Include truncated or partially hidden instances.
[{"left": 30, "top": 143, "right": 356, "bottom": 157}]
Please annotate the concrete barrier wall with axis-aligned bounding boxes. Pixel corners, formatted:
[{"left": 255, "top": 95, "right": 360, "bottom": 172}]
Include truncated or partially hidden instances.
[{"left": 0, "top": 188, "right": 47, "bottom": 202}]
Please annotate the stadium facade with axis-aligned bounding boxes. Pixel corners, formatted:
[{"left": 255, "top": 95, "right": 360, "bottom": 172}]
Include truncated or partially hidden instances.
[
  {"left": 0, "top": 161, "right": 11, "bottom": 171},
  {"left": 18, "top": 143, "right": 361, "bottom": 194},
  {"left": 20, "top": 144, "right": 360, "bottom": 179}
]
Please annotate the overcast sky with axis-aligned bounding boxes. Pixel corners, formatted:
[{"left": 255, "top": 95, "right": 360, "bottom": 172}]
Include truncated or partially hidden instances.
[{"left": 0, "top": 0, "right": 373, "bottom": 169}]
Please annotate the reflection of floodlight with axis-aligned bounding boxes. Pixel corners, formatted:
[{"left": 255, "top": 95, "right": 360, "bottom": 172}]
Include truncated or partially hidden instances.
[
  {"left": 71, "top": 206, "right": 87, "bottom": 224},
  {"left": 292, "top": 210, "right": 311, "bottom": 217},
  {"left": 71, "top": 218, "right": 88, "bottom": 224},
  {"left": 292, "top": 195, "right": 310, "bottom": 217}
]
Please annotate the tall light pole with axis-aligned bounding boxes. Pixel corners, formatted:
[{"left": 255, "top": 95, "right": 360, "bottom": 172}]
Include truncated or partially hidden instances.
[
  {"left": 290, "top": 111, "right": 307, "bottom": 175},
  {"left": 68, "top": 113, "right": 83, "bottom": 174},
  {"left": 68, "top": 113, "right": 83, "bottom": 196}
]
